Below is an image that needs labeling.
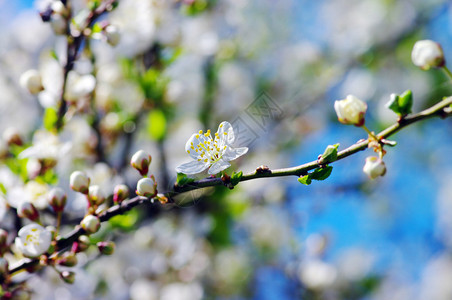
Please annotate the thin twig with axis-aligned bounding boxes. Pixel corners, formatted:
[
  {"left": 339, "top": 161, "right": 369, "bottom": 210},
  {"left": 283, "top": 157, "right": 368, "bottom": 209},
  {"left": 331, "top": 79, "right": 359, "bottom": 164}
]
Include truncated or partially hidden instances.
[{"left": 9, "top": 96, "right": 452, "bottom": 275}]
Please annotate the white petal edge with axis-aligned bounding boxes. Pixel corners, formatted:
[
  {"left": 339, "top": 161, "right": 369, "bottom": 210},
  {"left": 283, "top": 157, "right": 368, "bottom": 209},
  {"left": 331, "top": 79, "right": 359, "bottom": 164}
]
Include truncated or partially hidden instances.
[
  {"left": 222, "top": 146, "right": 248, "bottom": 161},
  {"left": 175, "top": 160, "right": 209, "bottom": 175},
  {"left": 208, "top": 160, "right": 231, "bottom": 175}
]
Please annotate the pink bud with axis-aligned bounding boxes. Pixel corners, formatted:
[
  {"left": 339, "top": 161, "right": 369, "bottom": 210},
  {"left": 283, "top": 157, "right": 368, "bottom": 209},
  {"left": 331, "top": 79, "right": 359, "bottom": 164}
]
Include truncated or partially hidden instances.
[
  {"left": 130, "top": 150, "right": 152, "bottom": 176},
  {"left": 17, "top": 202, "right": 40, "bottom": 222}
]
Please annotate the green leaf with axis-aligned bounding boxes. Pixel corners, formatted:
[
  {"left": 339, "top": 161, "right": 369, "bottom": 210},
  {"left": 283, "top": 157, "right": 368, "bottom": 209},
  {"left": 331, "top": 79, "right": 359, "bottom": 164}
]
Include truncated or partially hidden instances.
[
  {"left": 92, "top": 22, "right": 102, "bottom": 34},
  {"left": 176, "top": 173, "right": 195, "bottom": 186},
  {"left": 310, "top": 166, "right": 333, "bottom": 181},
  {"left": 230, "top": 171, "right": 243, "bottom": 186},
  {"left": 386, "top": 90, "right": 413, "bottom": 116},
  {"left": 43, "top": 107, "right": 58, "bottom": 131},
  {"left": 298, "top": 175, "right": 312, "bottom": 185},
  {"left": 0, "top": 182, "right": 6, "bottom": 195},
  {"left": 321, "top": 144, "right": 339, "bottom": 164},
  {"left": 147, "top": 109, "right": 166, "bottom": 141},
  {"left": 398, "top": 90, "right": 413, "bottom": 115},
  {"left": 108, "top": 210, "right": 140, "bottom": 232}
]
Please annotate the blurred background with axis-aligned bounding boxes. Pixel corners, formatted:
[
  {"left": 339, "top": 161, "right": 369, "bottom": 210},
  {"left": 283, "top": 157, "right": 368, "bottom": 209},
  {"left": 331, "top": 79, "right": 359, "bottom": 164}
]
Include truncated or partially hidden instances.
[{"left": 1, "top": 0, "right": 452, "bottom": 299}]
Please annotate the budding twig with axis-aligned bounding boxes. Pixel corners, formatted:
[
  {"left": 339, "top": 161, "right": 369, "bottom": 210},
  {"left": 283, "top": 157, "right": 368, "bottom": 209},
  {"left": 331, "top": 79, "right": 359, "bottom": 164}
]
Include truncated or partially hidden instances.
[{"left": 9, "top": 96, "right": 452, "bottom": 276}]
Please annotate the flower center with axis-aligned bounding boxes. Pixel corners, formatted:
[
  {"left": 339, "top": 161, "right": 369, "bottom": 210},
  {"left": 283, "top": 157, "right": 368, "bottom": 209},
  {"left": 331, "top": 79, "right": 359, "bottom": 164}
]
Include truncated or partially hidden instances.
[
  {"left": 24, "top": 228, "right": 40, "bottom": 246},
  {"left": 187, "top": 129, "right": 228, "bottom": 164}
]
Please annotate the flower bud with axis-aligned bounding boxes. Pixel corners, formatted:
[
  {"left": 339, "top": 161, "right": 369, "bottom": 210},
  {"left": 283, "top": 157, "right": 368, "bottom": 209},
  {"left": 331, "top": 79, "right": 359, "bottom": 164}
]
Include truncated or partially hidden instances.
[
  {"left": 130, "top": 150, "right": 152, "bottom": 176},
  {"left": 363, "top": 156, "right": 386, "bottom": 179},
  {"left": 334, "top": 95, "right": 367, "bottom": 126},
  {"left": 50, "top": 13, "right": 67, "bottom": 35},
  {"left": 72, "top": 235, "right": 91, "bottom": 253},
  {"left": 60, "top": 270, "right": 75, "bottom": 284},
  {"left": 105, "top": 25, "right": 120, "bottom": 46},
  {"left": 47, "top": 187, "right": 67, "bottom": 213},
  {"left": 17, "top": 202, "right": 40, "bottom": 222},
  {"left": 88, "top": 185, "right": 105, "bottom": 206},
  {"left": 113, "top": 184, "right": 129, "bottom": 204},
  {"left": 3, "top": 127, "right": 23, "bottom": 146},
  {"left": 57, "top": 252, "right": 78, "bottom": 267},
  {"left": 136, "top": 177, "right": 157, "bottom": 198},
  {"left": 411, "top": 40, "right": 445, "bottom": 70},
  {"left": 70, "top": 171, "right": 90, "bottom": 194},
  {"left": 20, "top": 69, "right": 44, "bottom": 95},
  {"left": 97, "top": 241, "right": 115, "bottom": 255},
  {"left": 81, "top": 215, "right": 100, "bottom": 234}
]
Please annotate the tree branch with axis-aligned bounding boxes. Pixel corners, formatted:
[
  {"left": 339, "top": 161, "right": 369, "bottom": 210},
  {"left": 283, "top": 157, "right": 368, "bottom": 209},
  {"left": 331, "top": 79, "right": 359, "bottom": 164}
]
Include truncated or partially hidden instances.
[{"left": 9, "top": 96, "right": 452, "bottom": 276}]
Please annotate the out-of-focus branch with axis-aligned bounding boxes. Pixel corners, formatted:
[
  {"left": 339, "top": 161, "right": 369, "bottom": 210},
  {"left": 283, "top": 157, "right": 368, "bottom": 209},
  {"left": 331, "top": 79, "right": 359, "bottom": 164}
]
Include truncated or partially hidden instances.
[
  {"left": 9, "top": 96, "right": 452, "bottom": 276},
  {"left": 169, "top": 96, "right": 452, "bottom": 194},
  {"left": 55, "top": 0, "right": 117, "bottom": 130}
]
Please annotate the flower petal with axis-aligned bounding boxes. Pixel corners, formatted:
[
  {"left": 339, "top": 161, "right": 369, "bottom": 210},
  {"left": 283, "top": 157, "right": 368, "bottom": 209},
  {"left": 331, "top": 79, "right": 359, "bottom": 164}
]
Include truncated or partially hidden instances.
[
  {"left": 217, "top": 121, "right": 235, "bottom": 145},
  {"left": 208, "top": 159, "right": 231, "bottom": 175},
  {"left": 175, "top": 160, "right": 209, "bottom": 175},
  {"left": 222, "top": 146, "right": 248, "bottom": 161},
  {"left": 185, "top": 132, "right": 210, "bottom": 160}
]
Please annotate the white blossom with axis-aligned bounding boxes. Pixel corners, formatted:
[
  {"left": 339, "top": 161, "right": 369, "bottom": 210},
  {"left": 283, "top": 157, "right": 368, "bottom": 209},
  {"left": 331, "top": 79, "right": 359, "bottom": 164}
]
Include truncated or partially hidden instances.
[
  {"left": 15, "top": 223, "right": 52, "bottom": 258},
  {"left": 176, "top": 121, "right": 248, "bottom": 175},
  {"left": 411, "top": 40, "right": 445, "bottom": 70},
  {"left": 334, "top": 95, "right": 367, "bottom": 126},
  {"left": 363, "top": 156, "right": 386, "bottom": 179}
]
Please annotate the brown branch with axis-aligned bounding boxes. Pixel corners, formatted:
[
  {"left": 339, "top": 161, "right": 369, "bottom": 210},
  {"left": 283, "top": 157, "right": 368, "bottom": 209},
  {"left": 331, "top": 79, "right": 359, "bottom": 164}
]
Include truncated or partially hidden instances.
[{"left": 9, "top": 96, "right": 452, "bottom": 276}]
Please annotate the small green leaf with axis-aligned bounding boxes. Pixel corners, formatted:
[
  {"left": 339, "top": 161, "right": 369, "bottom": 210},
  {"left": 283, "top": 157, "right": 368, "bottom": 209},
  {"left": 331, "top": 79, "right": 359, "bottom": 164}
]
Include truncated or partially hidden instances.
[
  {"left": 49, "top": 50, "right": 59, "bottom": 61},
  {"left": 92, "top": 22, "right": 102, "bottom": 34},
  {"left": 176, "top": 173, "right": 195, "bottom": 186},
  {"left": 230, "top": 171, "right": 243, "bottom": 186},
  {"left": 310, "top": 166, "right": 333, "bottom": 181},
  {"left": 398, "top": 90, "right": 413, "bottom": 115},
  {"left": 147, "top": 109, "right": 166, "bottom": 141},
  {"left": 0, "top": 182, "right": 6, "bottom": 195},
  {"left": 108, "top": 210, "right": 139, "bottom": 232},
  {"left": 321, "top": 144, "right": 339, "bottom": 164},
  {"left": 386, "top": 90, "right": 413, "bottom": 116},
  {"left": 298, "top": 175, "right": 312, "bottom": 185},
  {"left": 43, "top": 107, "right": 58, "bottom": 131}
]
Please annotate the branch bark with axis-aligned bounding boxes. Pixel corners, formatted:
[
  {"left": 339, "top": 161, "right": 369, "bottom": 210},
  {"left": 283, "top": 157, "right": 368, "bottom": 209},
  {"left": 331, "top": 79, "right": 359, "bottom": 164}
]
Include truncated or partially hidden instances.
[{"left": 8, "top": 96, "right": 452, "bottom": 276}]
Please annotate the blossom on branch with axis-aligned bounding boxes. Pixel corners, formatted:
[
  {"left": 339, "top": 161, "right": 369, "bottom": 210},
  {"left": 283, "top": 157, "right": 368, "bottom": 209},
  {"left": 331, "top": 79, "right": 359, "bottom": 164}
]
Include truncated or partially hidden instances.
[
  {"left": 363, "top": 156, "right": 386, "bottom": 179},
  {"left": 334, "top": 95, "right": 367, "bottom": 127},
  {"left": 175, "top": 121, "right": 248, "bottom": 175},
  {"left": 411, "top": 40, "right": 445, "bottom": 70},
  {"left": 15, "top": 223, "right": 52, "bottom": 258}
]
